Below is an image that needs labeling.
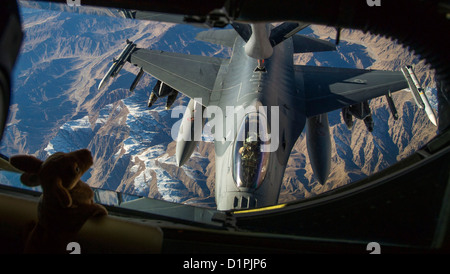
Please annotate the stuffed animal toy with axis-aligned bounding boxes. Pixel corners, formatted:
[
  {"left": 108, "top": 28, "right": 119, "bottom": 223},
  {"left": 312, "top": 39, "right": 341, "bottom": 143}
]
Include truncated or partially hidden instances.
[{"left": 10, "top": 149, "right": 108, "bottom": 253}]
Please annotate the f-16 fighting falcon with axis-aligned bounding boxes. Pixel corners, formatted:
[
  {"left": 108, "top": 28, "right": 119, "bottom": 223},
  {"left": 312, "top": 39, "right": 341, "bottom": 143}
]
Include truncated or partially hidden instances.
[{"left": 99, "top": 22, "right": 432, "bottom": 211}]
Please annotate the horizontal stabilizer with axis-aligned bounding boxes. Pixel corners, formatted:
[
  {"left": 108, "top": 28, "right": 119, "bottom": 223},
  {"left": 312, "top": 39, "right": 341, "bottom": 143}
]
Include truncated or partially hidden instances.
[
  {"left": 230, "top": 22, "right": 333, "bottom": 54},
  {"left": 195, "top": 29, "right": 238, "bottom": 47},
  {"left": 231, "top": 22, "right": 252, "bottom": 42},
  {"left": 269, "top": 22, "right": 310, "bottom": 47},
  {"left": 292, "top": 35, "right": 336, "bottom": 53}
]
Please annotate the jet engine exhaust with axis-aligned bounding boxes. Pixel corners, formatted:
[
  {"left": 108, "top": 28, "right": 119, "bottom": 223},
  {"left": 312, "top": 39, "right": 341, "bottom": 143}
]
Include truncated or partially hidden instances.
[{"left": 306, "top": 113, "right": 331, "bottom": 185}]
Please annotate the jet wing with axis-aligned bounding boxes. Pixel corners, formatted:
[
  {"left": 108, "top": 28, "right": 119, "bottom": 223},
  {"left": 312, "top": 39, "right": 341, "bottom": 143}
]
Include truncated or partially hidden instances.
[
  {"left": 129, "top": 48, "right": 225, "bottom": 106},
  {"left": 295, "top": 65, "right": 409, "bottom": 117}
]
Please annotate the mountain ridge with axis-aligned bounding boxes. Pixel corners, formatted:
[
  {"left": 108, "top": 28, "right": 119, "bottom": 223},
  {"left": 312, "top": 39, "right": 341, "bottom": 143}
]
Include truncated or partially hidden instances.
[{"left": 0, "top": 8, "right": 438, "bottom": 208}]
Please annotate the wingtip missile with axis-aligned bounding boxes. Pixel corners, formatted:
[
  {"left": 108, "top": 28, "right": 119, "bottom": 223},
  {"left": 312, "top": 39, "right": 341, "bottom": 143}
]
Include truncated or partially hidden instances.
[
  {"left": 98, "top": 75, "right": 109, "bottom": 90},
  {"left": 98, "top": 40, "right": 136, "bottom": 90},
  {"left": 401, "top": 66, "right": 437, "bottom": 126},
  {"left": 401, "top": 66, "right": 424, "bottom": 109},
  {"left": 421, "top": 88, "right": 438, "bottom": 126},
  {"left": 98, "top": 60, "right": 116, "bottom": 90},
  {"left": 414, "top": 86, "right": 438, "bottom": 126}
]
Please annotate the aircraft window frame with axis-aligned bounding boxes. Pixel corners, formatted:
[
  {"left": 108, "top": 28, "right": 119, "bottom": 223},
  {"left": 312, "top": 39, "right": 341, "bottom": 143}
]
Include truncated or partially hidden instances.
[{"left": 0, "top": 168, "right": 222, "bottom": 227}]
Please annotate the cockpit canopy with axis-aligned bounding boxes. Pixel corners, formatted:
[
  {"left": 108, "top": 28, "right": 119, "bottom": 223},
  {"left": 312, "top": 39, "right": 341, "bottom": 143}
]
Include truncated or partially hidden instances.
[{"left": 233, "top": 112, "right": 270, "bottom": 189}]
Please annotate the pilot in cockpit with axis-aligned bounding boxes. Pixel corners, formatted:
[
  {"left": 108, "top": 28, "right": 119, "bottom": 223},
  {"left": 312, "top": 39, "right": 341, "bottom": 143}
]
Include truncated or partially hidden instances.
[{"left": 239, "top": 133, "right": 261, "bottom": 184}]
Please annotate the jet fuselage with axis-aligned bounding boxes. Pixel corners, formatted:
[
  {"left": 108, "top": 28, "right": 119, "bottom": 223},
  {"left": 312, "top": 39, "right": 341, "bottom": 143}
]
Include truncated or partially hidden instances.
[
  {"left": 116, "top": 22, "right": 408, "bottom": 212},
  {"left": 211, "top": 29, "right": 306, "bottom": 210}
]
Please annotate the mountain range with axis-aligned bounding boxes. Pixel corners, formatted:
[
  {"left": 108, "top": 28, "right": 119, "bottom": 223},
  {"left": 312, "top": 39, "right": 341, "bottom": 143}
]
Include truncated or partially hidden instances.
[{"left": 0, "top": 6, "right": 438, "bottom": 208}]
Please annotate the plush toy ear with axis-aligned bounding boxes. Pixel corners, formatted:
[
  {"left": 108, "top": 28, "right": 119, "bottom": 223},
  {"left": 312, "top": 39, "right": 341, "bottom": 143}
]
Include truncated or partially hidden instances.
[
  {"left": 10, "top": 155, "right": 43, "bottom": 174},
  {"left": 20, "top": 173, "right": 41, "bottom": 187},
  {"left": 10, "top": 155, "right": 43, "bottom": 187},
  {"left": 53, "top": 178, "right": 73, "bottom": 208}
]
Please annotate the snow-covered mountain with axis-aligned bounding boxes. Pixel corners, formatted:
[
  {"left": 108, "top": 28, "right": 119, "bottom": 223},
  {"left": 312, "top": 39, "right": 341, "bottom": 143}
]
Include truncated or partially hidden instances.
[{"left": 0, "top": 6, "right": 438, "bottom": 208}]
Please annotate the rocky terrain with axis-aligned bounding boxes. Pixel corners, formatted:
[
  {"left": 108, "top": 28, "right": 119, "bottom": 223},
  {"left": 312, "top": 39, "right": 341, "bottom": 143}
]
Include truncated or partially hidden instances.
[{"left": 0, "top": 6, "right": 438, "bottom": 208}]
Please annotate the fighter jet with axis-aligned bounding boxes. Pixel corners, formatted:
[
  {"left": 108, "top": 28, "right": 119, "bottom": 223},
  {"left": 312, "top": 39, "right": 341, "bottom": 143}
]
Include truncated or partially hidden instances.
[
  {"left": 1, "top": 0, "right": 449, "bottom": 255},
  {"left": 98, "top": 22, "right": 411, "bottom": 211}
]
